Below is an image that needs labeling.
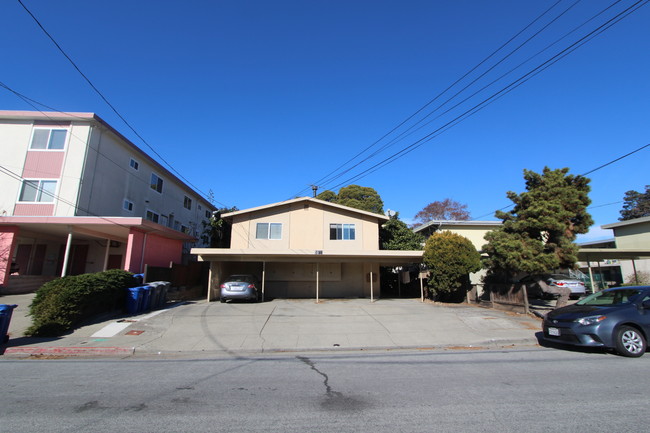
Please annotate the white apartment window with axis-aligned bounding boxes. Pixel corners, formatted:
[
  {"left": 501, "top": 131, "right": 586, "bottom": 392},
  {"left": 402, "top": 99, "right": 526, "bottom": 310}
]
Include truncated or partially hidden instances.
[
  {"left": 183, "top": 196, "right": 192, "bottom": 210},
  {"left": 19, "top": 180, "right": 57, "bottom": 202},
  {"left": 30, "top": 128, "right": 67, "bottom": 150},
  {"left": 150, "top": 173, "right": 163, "bottom": 193},
  {"left": 123, "top": 199, "right": 134, "bottom": 212},
  {"left": 145, "top": 210, "right": 160, "bottom": 223},
  {"left": 256, "top": 223, "right": 282, "bottom": 240},
  {"left": 129, "top": 158, "right": 139, "bottom": 170},
  {"left": 330, "top": 223, "right": 355, "bottom": 240},
  {"left": 205, "top": 210, "right": 211, "bottom": 219}
]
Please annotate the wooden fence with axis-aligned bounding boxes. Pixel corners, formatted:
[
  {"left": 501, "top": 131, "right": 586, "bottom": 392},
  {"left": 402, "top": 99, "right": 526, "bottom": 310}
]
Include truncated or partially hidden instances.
[{"left": 484, "top": 283, "right": 529, "bottom": 314}]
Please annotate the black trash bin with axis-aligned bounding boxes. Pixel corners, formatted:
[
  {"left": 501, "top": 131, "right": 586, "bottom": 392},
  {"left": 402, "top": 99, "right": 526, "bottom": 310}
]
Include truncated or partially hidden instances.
[{"left": 0, "top": 304, "right": 18, "bottom": 344}]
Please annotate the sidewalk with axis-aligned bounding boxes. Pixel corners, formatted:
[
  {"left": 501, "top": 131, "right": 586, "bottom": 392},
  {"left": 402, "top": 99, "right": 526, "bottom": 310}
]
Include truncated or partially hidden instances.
[{"left": 1, "top": 295, "right": 543, "bottom": 358}]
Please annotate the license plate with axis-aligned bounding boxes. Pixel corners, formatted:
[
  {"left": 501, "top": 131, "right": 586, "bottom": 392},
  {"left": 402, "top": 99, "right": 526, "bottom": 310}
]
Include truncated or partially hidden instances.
[{"left": 548, "top": 327, "right": 560, "bottom": 337}]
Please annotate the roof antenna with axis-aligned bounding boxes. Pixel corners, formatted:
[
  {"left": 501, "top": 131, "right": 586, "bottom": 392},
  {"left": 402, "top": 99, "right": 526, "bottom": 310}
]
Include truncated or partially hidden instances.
[{"left": 311, "top": 185, "right": 318, "bottom": 197}]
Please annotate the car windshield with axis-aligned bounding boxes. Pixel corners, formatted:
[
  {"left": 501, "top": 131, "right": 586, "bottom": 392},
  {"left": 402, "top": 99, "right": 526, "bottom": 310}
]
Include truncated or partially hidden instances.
[
  {"left": 577, "top": 289, "right": 642, "bottom": 306},
  {"left": 226, "top": 275, "right": 250, "bottom": 282}
]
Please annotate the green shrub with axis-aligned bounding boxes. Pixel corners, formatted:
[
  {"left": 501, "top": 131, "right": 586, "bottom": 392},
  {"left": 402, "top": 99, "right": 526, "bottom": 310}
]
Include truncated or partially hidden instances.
[
  {"left": 26, "top": 269, "right": 135, "bottom": 337},
  {"left": 423, "top": 231, "right": 482, "bottom": 302}
]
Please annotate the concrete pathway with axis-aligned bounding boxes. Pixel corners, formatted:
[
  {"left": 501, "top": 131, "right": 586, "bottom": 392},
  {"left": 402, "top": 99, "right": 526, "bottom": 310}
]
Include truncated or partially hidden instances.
[{"left": 1, "top": 295, "right": 542, "bottom": 358}]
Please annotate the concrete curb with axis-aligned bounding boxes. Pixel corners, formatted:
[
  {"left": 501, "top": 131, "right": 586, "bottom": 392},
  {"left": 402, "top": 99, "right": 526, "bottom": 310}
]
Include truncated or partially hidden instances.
[
  {"left": 3, "top": 346, "right": 135, "bottom": 357},
  {"left": 1, "top": 338, "right": 540, "bottom": 359}
]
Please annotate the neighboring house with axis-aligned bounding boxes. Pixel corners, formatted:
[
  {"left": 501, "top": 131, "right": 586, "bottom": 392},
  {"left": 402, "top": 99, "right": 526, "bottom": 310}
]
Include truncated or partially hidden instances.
[
  {"left": 413, "top": 220, "right": 502, "bottom": 294},
  {"left": 0, "top": 110, "right": 215, "bottom": 293},
  {"left": 578, "top": 216, "right": 650, "bottom": 287},
  {"left": 192, "top": 197, "right": 423, "bottom": 300}
]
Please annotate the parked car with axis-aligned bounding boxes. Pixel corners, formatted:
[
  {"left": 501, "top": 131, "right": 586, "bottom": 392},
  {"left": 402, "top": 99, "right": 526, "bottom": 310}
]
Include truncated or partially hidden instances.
[
  {"left": 542, "top": 286, "right": 650, "bottom": 357},
  {"left": 219, "top": 275, "right": 261, "bottom": 303},
  {"left": 521, "top": 274, "right": 586, "bottom": 299}
]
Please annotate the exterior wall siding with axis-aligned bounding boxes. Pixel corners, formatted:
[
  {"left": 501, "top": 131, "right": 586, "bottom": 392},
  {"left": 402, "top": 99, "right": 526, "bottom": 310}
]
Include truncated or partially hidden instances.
[
  {"left": 613, "top": 223, "right": 650, "bottom": 249},
  {"left": 230, "top": 201, "right": 383, "bottom": 253}
]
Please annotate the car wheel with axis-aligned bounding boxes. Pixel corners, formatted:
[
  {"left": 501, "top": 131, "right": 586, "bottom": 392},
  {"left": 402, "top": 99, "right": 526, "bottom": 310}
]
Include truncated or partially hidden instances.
[
  {"left": 615, "top": 326, "right": 646, "bottom": 357},
  {"left": 220, "top": 298, "right": 226, "bottom": 303}
]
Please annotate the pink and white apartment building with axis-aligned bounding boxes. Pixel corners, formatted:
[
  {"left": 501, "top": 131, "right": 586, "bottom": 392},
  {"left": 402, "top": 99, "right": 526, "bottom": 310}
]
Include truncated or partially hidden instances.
[{"left": 0, "top": 110, "right": 215, "bottom": 293}]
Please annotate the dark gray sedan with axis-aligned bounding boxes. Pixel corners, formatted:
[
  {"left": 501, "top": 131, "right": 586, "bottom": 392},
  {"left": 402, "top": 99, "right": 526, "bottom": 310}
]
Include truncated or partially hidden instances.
[
  {"left": 219, "top": 274, "right": 261, "bottom": 303},
  {"left": 543, "top": 286, "right": 650, "bottom": 357}
]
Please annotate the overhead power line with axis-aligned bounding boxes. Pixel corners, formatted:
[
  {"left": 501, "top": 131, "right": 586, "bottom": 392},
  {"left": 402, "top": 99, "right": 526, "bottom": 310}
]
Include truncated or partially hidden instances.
[
  {"left": 324, "top": 0, "right": 648, "bottom": 191},
  {"left": 0, "top": 80, "right": 231, "bottom": 210},
  {"left": 472, "top": 142, "right": 650, "bottom": 220},
  {"left": 292, "top": 0, "right": 570, "bottom": 198},
  {"left": 15, "top": 0, "right": 217, "bottom": 206}
]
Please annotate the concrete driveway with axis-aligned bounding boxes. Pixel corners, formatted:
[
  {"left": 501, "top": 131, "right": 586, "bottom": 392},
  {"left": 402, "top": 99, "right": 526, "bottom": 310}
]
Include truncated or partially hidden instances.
[{"left": 2, "top": 295, "right": 542, "bottom": 357}]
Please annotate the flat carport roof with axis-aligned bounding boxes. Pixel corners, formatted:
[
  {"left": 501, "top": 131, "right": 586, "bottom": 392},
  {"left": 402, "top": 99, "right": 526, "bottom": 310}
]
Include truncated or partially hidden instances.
[
  {"left": 578, "top": 248, "right": 650, "bottom": 261},
  {"left": 578, "top": 248, "right": 650, "bottom": 287},
  {"left": 192, "top": 248, "right": 423, "bottom": 265}
]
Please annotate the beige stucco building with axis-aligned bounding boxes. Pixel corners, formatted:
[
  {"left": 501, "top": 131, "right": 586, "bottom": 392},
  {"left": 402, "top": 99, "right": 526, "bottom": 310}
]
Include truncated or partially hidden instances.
[
  {"left": 413, "top": 220, "right": 501, "bottom": 291},
  {"left": 192, "top": 197, "right": 423, "bottom": 301}
]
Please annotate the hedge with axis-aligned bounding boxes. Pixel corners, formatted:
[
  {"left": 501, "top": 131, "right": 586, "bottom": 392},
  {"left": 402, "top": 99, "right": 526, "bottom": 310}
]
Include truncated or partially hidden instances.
[{"left": 26, "top": 269, "right": 136, "bottom": 337}]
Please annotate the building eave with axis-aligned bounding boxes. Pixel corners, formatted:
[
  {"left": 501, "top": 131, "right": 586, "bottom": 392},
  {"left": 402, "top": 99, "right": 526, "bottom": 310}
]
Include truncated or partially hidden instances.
[
  {"left": 602, "top": 216, "right": 650, "bottom": 229},
  {"left": 222, "top": 197, "right": 389, "bottom": 223}
]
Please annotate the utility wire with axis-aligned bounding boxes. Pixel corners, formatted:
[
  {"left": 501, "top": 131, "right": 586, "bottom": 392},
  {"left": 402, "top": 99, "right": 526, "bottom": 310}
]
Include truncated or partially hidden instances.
[
  {"left": 326, "top": 0, "right": 648, "bottom": 191},
  {"left": 16, "top": 0, "right": 214, "bottom": 205},
  {"left": 0, "top": 80, "right": 230, "bottom": 210},
  {"left": 340, "top": 0, "right": 624, "bottom": 182},
  {"left": 292, "top": 0, "right": 567, "bottom": 198},
  {"left": 472, "top": 142, "right": 650, "bottom": 220}
]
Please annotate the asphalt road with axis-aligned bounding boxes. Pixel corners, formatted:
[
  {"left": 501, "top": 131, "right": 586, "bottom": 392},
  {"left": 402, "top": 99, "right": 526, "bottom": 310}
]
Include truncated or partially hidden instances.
[{"left": 2, "top": 347, "right": 648, "bottom": 433}]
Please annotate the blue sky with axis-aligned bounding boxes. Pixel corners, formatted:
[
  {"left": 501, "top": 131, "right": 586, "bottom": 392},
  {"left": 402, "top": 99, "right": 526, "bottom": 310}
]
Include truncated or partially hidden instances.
[{"left": 1, "top": 0, "right": 648, "bottom": 242}]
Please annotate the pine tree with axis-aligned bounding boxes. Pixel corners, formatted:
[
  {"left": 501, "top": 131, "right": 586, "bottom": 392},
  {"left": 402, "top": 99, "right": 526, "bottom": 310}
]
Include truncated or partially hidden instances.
[{"left": 483, "top": 167, "right": 592, "bottom": 280}]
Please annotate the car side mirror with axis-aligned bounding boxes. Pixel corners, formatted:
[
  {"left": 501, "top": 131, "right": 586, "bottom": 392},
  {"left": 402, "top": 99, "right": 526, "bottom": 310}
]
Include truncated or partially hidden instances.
[{"left": 642, "top": 300, "right": 650, "bottom": 309}]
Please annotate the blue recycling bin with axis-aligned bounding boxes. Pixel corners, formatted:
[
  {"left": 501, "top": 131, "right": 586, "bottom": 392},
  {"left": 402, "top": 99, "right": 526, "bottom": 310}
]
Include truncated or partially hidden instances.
[
  {"left": 133, "top": 273, "right": 144, "bottom": 285},
  {"left": 126, "top": 287, "right": 143, "bottom": 314},
  {"left": 141, "top": 285, "right": 152, "bottom": 312},
  {"left": 0, "top": 304, "right": 18, "bottom": 344}
]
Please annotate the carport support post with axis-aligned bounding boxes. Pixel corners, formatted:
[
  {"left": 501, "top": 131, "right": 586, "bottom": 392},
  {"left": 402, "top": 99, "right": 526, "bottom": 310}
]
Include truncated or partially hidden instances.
[
  {"left": 103, "top": 238, "right": 111, "bottom": 271},
  {"left": 370, "top": 270, "right": 374, "bottom": 302},
  {"left": 587, "top": 260, "right": 596, "bottom": 292},
  {"left": 315, "top": 262, "right": 319, "bottom": 303},
  {"left": 420, "top": 277, "right": 424, "bottom": 302},
  {"left": 262, "top": 261, "right": 266, "bottom": 302},
  {"left": 61, "top": 229, "right": 73, "bottom": 277}
]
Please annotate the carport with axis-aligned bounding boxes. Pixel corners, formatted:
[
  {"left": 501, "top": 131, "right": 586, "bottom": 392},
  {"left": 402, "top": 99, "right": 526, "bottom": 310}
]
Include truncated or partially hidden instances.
[
  {"left": 578, "top": 248, "right": 650, "bottom": 288},
  {"left": 193, "top": 248, "right": 424, "bottom": 302}
]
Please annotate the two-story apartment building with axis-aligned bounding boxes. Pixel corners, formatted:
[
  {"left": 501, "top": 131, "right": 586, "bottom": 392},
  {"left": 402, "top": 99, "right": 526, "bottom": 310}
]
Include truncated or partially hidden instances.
[
  {"left": 192, "top": 197, "right": 423, "bottom": 300},
  {"left": 0, "top": 110, "right": 215, "bottom": 292}
]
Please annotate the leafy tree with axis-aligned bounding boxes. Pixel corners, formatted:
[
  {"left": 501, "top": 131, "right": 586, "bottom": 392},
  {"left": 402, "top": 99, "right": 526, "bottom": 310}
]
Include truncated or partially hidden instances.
[
  {"left": 380, "top": 212, "right": 425, "bottom": 250},
  {"left": 201, "top": 206, "right": 238, "bottom": 248},
  {"left": 413, "top": 198, "right": 470, "bottom": 227},
  {"left": 316, "top": 190, "right": 337, "bottom": 203},
  {"left": 317, "top": 185, "right": 384, "bottom": 214},
  {"left": 619, "top": 185, "right": 650, "bottom": 221},
  {"left": 482, "top": 167, "right": 593, "bottom": 280},
  {"left": 423, "top": 231, "right": 481, "bottom": 301}
]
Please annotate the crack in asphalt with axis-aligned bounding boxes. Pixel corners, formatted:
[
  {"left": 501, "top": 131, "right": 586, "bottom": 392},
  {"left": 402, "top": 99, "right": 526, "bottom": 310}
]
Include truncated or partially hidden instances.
[{"left": 297, "top": 356, "right": 371, "bottom": 412}]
